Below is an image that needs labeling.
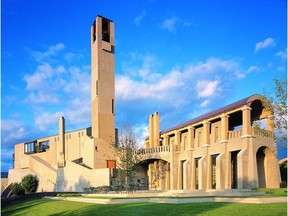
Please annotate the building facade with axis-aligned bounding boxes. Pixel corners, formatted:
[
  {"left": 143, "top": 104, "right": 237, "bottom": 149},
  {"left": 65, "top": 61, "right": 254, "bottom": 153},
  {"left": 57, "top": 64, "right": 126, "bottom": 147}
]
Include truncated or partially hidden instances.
[
  {"left": 7, "top": 16, "right": 117, "bottom": 192},
  {"left": 142, "top": 95, "right": 281, "bottom": 190},
  {"left": 6, "top": 16, "right": 280, "bottom": 193}
]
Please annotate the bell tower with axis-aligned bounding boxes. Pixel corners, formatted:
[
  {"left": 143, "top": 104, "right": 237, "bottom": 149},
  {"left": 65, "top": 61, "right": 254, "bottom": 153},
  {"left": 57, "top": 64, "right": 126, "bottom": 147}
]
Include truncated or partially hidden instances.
[{"left": 91, "top": 16, "right": 115, "bottom": 145}]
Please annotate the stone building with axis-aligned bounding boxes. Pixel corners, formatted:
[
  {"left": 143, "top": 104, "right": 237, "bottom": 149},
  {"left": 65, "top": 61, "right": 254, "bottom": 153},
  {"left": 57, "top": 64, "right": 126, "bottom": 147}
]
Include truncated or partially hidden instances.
[
  {"left": 5, "top": 16, "right": 280, "bottom": 193},
  {"left": 7, "top": 16, "right": 117, "bottom": 192},
  {"left": 142, "top": 95, "right": 281, "bottom": 190}
]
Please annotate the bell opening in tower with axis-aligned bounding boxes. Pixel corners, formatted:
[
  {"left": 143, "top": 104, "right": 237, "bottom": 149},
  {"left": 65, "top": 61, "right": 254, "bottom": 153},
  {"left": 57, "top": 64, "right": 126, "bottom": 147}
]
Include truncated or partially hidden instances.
[{"left": 102, "top": 19, "right": 110, "bottom": 42}]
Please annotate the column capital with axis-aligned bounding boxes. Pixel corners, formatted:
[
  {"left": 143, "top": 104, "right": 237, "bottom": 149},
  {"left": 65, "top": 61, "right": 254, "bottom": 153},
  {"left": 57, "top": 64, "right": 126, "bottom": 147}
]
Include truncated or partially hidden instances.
[
  {"left": 241, "top": 105, "right": 252, "bottom": 111},
  {"left": 202, "top": 120, "right": 211, "bottom": 125},
  {"left": 220, "top": 113, "right": 230, "bottom": 118},
  {"left": 187, "top": 125, "right": 195, "bottom": 130},
  {"left": 174, "top": 130, "right": 181, "bottom": 135}
]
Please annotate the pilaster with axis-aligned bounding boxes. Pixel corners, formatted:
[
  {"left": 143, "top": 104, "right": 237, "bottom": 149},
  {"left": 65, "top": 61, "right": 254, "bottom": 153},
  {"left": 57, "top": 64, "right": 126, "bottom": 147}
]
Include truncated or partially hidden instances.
[
  {"left": 220, "top": 113, "right": 229, "bottom": 143},
  {"left": 241, "top": 105, "right": 252, "bottom": 138},
  {"left": 187, "top": 125, "right": 195, "bottom": 150}
]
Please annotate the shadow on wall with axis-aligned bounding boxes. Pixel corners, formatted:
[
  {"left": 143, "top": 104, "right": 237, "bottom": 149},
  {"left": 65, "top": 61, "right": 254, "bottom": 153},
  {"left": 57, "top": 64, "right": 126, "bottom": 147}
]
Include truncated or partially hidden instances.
[
  {"left": 74, "top": 176, "right": 91, "bottom": 192},
  {"left": 55, "top": 169, "right": 91, "bottom": 192}
]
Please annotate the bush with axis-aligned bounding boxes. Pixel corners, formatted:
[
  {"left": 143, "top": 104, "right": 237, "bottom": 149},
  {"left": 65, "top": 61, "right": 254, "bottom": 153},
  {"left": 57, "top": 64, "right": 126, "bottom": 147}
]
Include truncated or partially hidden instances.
[
  {"left": 21, "top": 174, "right": 39, "bottom": 193},
  {"left": 11, "top": 182, "right": 25, "bottom": 195}
]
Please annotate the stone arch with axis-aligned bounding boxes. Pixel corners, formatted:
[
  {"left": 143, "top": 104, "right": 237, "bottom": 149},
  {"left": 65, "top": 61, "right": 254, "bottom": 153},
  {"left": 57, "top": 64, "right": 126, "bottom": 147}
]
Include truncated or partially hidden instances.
[
  {"left": 256, "top": 146, "right": 279, "bottom": 188},
  {"left": 136, "top": 158, "right": 170, "bottom": 190}
]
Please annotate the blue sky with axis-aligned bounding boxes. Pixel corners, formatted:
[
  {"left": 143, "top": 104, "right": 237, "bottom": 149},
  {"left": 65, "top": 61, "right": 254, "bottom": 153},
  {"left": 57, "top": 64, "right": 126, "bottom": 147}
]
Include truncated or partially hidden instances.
[{"left": 1, "top": 0, "right": 287, "bottom": 171}]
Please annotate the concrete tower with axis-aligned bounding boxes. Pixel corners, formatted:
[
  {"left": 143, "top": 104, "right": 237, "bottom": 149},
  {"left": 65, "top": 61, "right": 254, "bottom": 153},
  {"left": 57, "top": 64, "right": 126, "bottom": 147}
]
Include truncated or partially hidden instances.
[{"left": 91, "top": 16, "right": 115, "bottom": 145}]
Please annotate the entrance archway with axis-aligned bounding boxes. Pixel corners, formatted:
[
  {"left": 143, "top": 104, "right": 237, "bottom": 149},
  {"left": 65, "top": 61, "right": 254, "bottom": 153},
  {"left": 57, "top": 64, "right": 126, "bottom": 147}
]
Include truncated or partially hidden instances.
[
  {"left": 136, "top": 159, "right": 170, "bottom": 190},
  {"left": 256, "top": 146, "right": 279, "bottom": 188}
]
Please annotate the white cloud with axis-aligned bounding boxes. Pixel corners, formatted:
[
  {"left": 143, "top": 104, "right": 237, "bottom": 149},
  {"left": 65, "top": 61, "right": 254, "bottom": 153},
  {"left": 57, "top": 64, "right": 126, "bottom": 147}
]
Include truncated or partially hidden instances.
[
  {"left": 255, "top": 37, "right": 276, "bottom": 53},
  {"left": 34, "top": 111, "right": 64, "bottom": 131},
  {"left": 246, "top": 66, "right": 261, "bottom": 73},
  {"left": 196, "top": 80, "right": 221, "bottom": 98},
  {"left": 31, "top": 43, "right": 65, "bottom": 62},
  {"left": 275, "top": 49, "right": 287, "bottom": 59},
  {"left": 134, "top": 10, "right": 146, "bottom": 26},
  {"left": 160, "top": 16, "right": 179, "bottom": 32},
  {"left": 1, "top": 120, "right": 28, "bottom": 144},
  {"left": 200, "top": 99, "right": 210, "bottom": 107},
  {"left": 159, "top": 15, "right": 191, "bottom": 32},
  {"left": 24, "top": 63, "right": 65, "bottom": 91},
  {"left": 116, "top": 56, "right": 241, "bottom": 111}
]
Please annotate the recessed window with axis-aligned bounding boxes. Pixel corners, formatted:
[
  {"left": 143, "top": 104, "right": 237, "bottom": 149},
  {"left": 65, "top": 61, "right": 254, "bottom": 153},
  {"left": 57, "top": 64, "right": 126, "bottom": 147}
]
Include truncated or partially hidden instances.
[
  {"left": 24, "top": 141, "right": 36, "bottom": 154},
  {"left": 38, "top": 140, "right": 50, "bottom": 152},
  {"left": 96, "top": 80, "right": 99, "bottom": 96}
]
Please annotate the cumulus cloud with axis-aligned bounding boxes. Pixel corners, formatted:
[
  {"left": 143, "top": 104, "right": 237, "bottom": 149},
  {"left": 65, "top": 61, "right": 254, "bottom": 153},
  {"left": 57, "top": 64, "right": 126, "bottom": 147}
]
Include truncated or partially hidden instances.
[
  {"left": 117, "top": 56, "right": 241, "bottom": 106},
  {"left": 34, "top": 111, "right": 64, "bottom": 131},
  {"left": 21, "top": 44, "right": 92, "bottom": 131},
  {"left": 1, "top": 120, "right": 28, "bottom": 144},
  {"left": 255, "top": 37, "right": 276, "bottom": 53},
  {"left": 31, "top": 43, "right": 65, "bottom": 62}
]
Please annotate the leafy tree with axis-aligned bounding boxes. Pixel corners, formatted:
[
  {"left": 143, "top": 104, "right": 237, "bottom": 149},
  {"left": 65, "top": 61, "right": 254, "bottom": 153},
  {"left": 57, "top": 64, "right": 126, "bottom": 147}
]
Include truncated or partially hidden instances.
[
  {"left": 263, "top": 76, "right": 287, "bottom": 147},
  {"left": 114, "top": 126, "right": 144, "bottom": 191},
  {"left": 11, "top": 182, "right": 25, "bottom": 195},
  {"left": 21, "top": 174, "right": 39, "bottom": 193}
]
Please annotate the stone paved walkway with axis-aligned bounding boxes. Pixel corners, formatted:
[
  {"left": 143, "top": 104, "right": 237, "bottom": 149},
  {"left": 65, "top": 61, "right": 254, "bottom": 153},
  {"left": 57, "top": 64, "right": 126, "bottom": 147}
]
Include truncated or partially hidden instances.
[{"left": 44, "top": 196, "right": 287, "bottom": 204}]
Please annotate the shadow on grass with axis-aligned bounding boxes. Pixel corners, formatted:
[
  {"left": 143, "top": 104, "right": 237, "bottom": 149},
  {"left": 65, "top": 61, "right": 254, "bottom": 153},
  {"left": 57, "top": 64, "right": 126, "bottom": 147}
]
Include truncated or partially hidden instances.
[
  {"left": 2, "top": 197, "right": 287, "bottom": 216},
  {"left": 48, "top": 202, "right": 229, "bottom": 216}
]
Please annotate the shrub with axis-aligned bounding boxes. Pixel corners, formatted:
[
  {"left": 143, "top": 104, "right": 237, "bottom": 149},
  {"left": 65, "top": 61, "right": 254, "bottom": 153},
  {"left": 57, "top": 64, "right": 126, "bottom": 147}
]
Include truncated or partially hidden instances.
[
  {"left": 11, "top": 182, "right": 25, "bottom": 195},
  {"left": 21, "top": 174, "right": 39, "bottom": 193}
]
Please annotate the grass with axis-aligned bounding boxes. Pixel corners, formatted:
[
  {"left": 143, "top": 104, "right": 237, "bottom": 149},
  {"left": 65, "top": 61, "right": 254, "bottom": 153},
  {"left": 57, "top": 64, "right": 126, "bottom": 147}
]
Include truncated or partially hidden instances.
[
  {"left": 253, "top": 188, "right": 287, "bottom": 197},
  {"left": 1, "top": 197, "right": 287, "bottom": 216}
]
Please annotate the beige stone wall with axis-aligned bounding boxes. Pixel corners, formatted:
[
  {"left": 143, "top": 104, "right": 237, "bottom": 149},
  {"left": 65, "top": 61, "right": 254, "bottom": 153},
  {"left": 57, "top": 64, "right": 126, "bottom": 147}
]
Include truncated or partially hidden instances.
[
  {"left": 1, "top": 178, "right": 8, "bottom": 192},
  {"left": 56, "top": 162, "right": 110, "bottom": 192}
]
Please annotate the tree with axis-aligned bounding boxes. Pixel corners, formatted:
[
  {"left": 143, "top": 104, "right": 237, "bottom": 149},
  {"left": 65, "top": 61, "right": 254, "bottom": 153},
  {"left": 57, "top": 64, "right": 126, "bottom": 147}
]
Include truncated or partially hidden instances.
[
  {"left": 263, "top": 76, "right": 287, "bottom": 147},
  {"left": 114, "top": 126, "right": 144, "bottom": 192},
  {"left": 21, "top": 174, "right": 39, "bottom": 193},
  {"left": 11, "top": 182, "right": 25, "bottom": 195}
]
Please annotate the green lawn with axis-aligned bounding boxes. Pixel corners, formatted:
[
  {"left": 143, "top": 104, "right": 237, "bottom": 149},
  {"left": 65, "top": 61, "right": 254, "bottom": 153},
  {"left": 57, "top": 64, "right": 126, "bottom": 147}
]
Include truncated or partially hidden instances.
[
  {"left": 1, "top": 198, "right": 287, "bottom": 216},
  {"left": 254, "top": 188, "right": 287, "bottom": 197}
]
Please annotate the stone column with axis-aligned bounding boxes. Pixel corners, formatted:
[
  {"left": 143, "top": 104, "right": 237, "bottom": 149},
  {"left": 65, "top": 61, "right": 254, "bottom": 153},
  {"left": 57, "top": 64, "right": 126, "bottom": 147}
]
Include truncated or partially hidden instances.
[
  {"left": 165, "top": 163, "right": 170, "bottom": 190},
  {"left": 58, "top": 117, "right": 65, "bottom": 168},
  {"left": 175, "top": 130, "right": 181, "bottom": 151},
  {"left": 163, "top": 135, "right": 169, "bottom": 146},
  {"left": 241, "top": 105, "right": 252, "bottom": 137},
  {"left": 187, "top": 125, "right": 195, "bottom": 149},
  {"left": 202, "top": 120, "right": 211, "bottom": 146},
  {"left": 220, "top": 114, "right": 229, "bottom": 143},
  {"left": 153, "top": 112, "right": 160, "bottom": 147},
  {"left": 149, "top": 114, "right": 154, "bottom": 148}
]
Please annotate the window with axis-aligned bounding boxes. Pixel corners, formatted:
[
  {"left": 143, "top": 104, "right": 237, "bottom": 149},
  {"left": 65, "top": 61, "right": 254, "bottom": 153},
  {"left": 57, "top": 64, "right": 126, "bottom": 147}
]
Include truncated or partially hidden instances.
[
  {"left": 37, "top": 140, "right": 50, "bottom": 152},
  {"left": 102, "top": 19, "right": 110, "bottom": 42},
  {"left": 24, "top": 141, "right": 36, "bottom": 154},
  {"left": 195, "top": 158, "right": 200, "bottom": 189},
  {"left": 112, "top": 99, "right": 115, "bottom": 114},
  {"left": 211, "top": 155, "right": 218, "bottom": 189},
  {"left": 96, "top": 80, "right": 99, "bottom": 96}
]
